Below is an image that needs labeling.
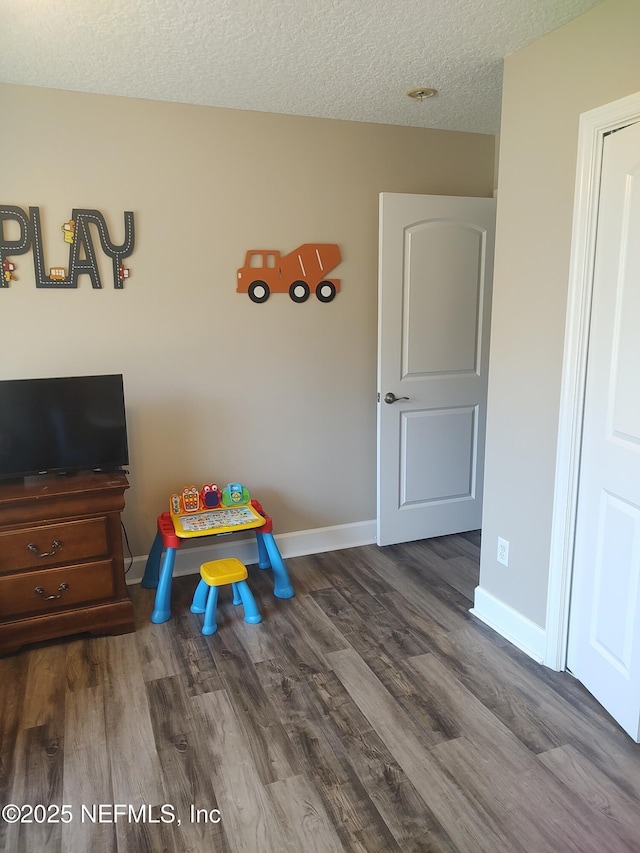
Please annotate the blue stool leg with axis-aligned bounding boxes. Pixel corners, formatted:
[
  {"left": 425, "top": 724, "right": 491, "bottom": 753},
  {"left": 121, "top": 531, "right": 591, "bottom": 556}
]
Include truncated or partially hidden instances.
[
  {"left": 236, "top": 580, "right": 262, "bottom": 624},
  {"left": 141, "top": 531, "right": 163, "bottom": 588},
  {"left": 150, "top": 546, "right": 177, "bottom": 623},
  {"left": 202, "top": 586, "right": 219, "bottom": 635},
  {"left": 255, "top": 531, "right": 271, "bottom": 569},
  {"left": 260, "top": 532, "right": 295, "bottom": 599},
  {"left": 231, "top": 582, "right": 242, "bottom": 606},
  {"left": 190, "top": 578, "right": 209, "bottom": 614}
]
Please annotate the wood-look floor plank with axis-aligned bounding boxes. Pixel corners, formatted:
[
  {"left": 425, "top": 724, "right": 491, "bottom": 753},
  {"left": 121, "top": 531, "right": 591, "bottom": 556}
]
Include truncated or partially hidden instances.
[
  {"left": 311, "top": 589, "right": 440, "bottom": 717},
  {"left": 327, "top": 646, "right": 524, "bottom": 853},
  {"left": 401, "top": 533, "right": 480, "bottom": 562},
  {"left": 128, "top": 602, "right": 184, "bottom": 684},
  {"left": 311, "top": 586, "right": 372, "bottom": 638},
  {"left": 267, "top": 775, "right": 346, "bottom": 853},
  {"left": 360, "top": 545, "right": 470, "bottom": 634},
  {"left": 170, "top": 613, "right": 225, "bottom": 697},
  {"left": 408, "top": 652, "right": 636, "bottom": 853},
  {"left": 0, "top": 653, "right": 27, "bottom": 802},
  {"left": 18, "top": 644, "right": 68, "bottom": 731},
  {"left": 145, "top": 674, "right": 230, "bottom": 853},
  {"left": 310, "top": 575, "right": 442, "bottom": 668},
  {"left": 349, "top": 590, "right": 439, "bottom": 662},
  {"left": 254, "top": 663, "right": 405, "bottom": 852},
  {"left": 220, "top": 601, "right": 285, "bottom": 666},
  {"left": 208, "top": 620, "right": 301, "bottom": 784},
  {"left": 422, "top": 621, "right": 640, "bottom": 800},
  {"left": 306, "top": 669, "right": 458, "bottom": 852},
  {"left": 313, "top": 547, "right": 396, "bottom": 599},
  {"left": 62, "top": 685, "right": 116, "bottom": 853},
  {"left": 230, "top": 589, "right": 349, "bottom": 677},
  {"left": 99, "top": 632, "right": 165, "bottom": 808},
  {"left": 3, "top": 644, "right": 68, "bottom": 853},
  {"left": 406, "top": 651, "right": 539, "bottom": 772},
  {"left": 426, "top": 736, "right": 566, "bottom": 853},
  {"left": 538, "top": 743, "right": 640, "bottom": 851},
  {"left": 280, "top": 553, "right": 334, "bottom": 594},
  {"left": 64, "top": 636, "right": 102, "bottom": 692},
  {"left": 375, "top": 589, "right": 444, "bottom": 649},
  {"left": 343, "top": 639, "right": 461, "bottom": 745},
  {"left": 459, "top": 529, "right": 482, "bottom": 549},
  {"left": 434, "top": 554, "right": 479, "bottom": 600},
  {"left": 250, "top": 604, "right": 327, "bottom": 677},
  {"left": 519, "top": 661, "right": 640, "bottom": 798},
  {"left": 4, "top": 724, "right": 64, "bottom": 853},
  {"left": 191, "top": 688, "right": 289, "bottom": 853},
  {"left": 275, "top": 593, "right": 350, "bottom": 663}
]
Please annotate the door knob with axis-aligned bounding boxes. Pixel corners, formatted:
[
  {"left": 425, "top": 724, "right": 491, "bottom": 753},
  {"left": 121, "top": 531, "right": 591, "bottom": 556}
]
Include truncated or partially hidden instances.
[{"left": 384, "top": 392, "right": 410, "bottom": 404}]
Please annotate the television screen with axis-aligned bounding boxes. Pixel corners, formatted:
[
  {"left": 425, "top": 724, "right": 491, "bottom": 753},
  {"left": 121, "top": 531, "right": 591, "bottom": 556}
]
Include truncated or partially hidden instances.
[{"left": 0, "top": 374, "right": 129, "bottom": 481}]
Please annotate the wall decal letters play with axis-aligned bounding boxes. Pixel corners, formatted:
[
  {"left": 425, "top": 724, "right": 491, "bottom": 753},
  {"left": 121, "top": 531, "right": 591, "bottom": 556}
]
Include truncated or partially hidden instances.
[
  {"left": 236, "top": 243, "right": 342, "bottom": 303},
  {"left": 0, "top": 206, "right": 135, "bottom": 289}
]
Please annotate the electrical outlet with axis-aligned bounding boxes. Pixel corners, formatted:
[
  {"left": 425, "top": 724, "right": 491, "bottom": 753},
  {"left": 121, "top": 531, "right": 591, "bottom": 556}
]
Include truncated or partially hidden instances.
[{"left": 497, "top": 537, "right": 509, "bottom": 567}]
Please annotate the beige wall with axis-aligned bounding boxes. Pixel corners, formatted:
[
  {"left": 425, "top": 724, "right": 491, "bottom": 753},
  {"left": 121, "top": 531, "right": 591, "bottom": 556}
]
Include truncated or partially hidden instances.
[
  {"left": 0, "top": 83, "right": 494, "bottom": 555},
  {"left": 480, "top": 0, "right": 640, "bottom": 627}
]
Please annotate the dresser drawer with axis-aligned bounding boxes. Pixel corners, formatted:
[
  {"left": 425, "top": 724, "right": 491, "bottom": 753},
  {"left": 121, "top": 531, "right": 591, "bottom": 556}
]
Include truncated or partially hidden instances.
[
  {"left": 0, "top": 517, "right": 109, "bottom": 573},
  {"left": 0, "top": 560, "right": 116, "bottom": 619}
]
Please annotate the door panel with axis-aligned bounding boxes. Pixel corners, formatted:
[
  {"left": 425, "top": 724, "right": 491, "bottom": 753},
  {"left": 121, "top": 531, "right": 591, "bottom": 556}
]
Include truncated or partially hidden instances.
[
  {"left": 590, "top": 492, "right": 640, "bottom": 676},
  {"left": 401, "top": 406, "right": 476, "bottom": 504},
  {"left": 567, "top": 121, "right": 640, "bottom": 741},
  {"left": 404, "top": 221, "right": 482, "bottom": 375},
  {"left": 377, "top": 193, "right": 495, "bottom": 546}
]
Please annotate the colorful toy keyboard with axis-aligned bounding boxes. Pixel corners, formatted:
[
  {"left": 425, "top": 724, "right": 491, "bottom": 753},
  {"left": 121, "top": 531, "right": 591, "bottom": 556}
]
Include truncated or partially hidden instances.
[{"left": 171, "top": 504, "right": 265, "bottom": 537}]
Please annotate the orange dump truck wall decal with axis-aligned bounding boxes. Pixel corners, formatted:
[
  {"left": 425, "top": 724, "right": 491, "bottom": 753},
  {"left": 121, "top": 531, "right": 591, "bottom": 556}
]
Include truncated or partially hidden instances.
[{"left": 237, "top": 243, "right": 342, "bottom": 303}]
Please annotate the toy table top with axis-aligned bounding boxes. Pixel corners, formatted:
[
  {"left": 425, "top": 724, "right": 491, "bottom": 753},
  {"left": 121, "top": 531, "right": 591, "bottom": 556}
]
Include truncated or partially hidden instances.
[{"left": 169, "top": 502, "right": 266, "bottom": 538}]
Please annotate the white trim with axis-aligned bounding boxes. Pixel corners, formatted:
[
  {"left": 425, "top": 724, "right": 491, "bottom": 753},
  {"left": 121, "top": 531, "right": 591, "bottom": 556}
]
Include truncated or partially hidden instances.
[
  {"left": 545, "top": 90, "right": 640, "bottom": 670},
  {"left": 125, "top": 518, "right": 377, "bottom": 585},
  {"left": 471, "top": 586, "right": 546, "bottom": 664}
]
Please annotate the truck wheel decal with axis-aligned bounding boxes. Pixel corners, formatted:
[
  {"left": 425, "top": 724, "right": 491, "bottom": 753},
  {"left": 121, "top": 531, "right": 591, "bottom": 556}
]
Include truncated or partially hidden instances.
[
  {"left": 248, "top": 281, "right": 270, "bottom": 303},
  {"left": 289, "top": 280, "right": 310, "bottom": 303},
  {"left": 316, "top": 281, "right": 337, "bottom": 303}
]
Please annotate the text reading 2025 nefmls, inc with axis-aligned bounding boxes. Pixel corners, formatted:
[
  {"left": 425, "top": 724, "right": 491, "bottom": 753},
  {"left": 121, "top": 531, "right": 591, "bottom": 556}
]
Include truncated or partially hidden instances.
[{"left": 1, "top": 803, "right": 221, "bottom": 826}]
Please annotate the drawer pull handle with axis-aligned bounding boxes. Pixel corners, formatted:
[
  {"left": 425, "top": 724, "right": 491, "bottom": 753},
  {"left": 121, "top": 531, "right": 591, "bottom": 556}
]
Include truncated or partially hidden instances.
[
  {"left": 34, "top": 582, "right": 69, "bottom": 601},
  {"left": 27, "top": 540, "right": 62, "bottom": 558}
]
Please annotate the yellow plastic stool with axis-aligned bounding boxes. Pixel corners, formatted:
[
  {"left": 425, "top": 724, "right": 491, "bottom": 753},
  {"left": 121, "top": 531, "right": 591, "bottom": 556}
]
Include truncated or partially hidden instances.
[{"left": 190, "top": 558, "right": 262, "bottom": 635}]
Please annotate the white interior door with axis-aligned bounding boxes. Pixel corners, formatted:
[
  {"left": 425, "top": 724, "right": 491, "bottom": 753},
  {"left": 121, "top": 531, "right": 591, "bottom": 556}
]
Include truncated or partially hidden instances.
[
  {"left": 377, "top": 193, "right": 495, "bottom": 546},
  {"left": 567, "top": 121, "right": 640, "bottom": 741}
]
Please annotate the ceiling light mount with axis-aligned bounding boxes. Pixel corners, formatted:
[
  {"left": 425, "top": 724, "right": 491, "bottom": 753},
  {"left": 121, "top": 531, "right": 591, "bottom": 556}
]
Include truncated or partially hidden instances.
[{"left": 406, "top": 87, "right": 437, "bottom": 102}]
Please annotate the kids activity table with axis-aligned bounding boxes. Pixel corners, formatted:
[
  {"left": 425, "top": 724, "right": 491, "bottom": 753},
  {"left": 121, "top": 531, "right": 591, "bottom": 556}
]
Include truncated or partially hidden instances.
[{"left": 141, "top": 498, "right": 294, "bottom": 623}]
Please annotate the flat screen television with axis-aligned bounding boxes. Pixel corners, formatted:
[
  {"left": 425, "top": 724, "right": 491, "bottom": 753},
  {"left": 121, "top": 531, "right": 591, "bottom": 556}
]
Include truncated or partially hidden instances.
[{"left": 0, "top": 374, "right": 129, "bottom": 481}]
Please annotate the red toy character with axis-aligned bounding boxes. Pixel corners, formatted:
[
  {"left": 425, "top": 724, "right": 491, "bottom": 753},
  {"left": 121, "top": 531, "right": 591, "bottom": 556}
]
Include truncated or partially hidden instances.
[{"left": 200, "top": 483, "right": 221, "bottom": 508}]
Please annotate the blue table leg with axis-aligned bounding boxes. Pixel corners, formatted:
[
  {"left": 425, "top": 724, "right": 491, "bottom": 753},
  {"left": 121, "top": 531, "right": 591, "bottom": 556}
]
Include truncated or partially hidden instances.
[
  {"left": 151, "top": 546, "right": 177, "bottom": 623},
  {"left": 256, "top": 532, "right": 270, "bottom": 570},
  {"left": 141, "top": 530, "right": 163, "bottom": 588},
  {"left": 258, "top": 531, "right": 294, "bottom": 599}
]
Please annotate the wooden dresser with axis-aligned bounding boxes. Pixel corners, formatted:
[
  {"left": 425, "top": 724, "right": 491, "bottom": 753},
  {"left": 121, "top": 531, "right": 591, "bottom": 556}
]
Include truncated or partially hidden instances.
[{"left": 0, "top": 472, "right": 135, "bottom": 656}]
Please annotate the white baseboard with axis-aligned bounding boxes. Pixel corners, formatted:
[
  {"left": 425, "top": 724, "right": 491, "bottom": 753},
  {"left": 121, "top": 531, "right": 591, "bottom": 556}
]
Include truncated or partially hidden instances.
[
  {"left": 125, "top": 518, "right": 377, "bottom": 585},
  {"left": 470, "top": 586, "right": 546, "bottom": 664}
]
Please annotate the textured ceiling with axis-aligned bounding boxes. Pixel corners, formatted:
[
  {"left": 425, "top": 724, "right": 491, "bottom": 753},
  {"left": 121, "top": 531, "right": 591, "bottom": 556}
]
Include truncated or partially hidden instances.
[{"left": 1, "top": 0, "right": 602, "bottom": 135}]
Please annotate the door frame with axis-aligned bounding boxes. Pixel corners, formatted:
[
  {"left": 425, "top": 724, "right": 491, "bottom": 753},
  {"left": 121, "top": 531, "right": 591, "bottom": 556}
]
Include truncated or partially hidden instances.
[{"left": 545, "top": 90, "right": 640, "bottom": 671}]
